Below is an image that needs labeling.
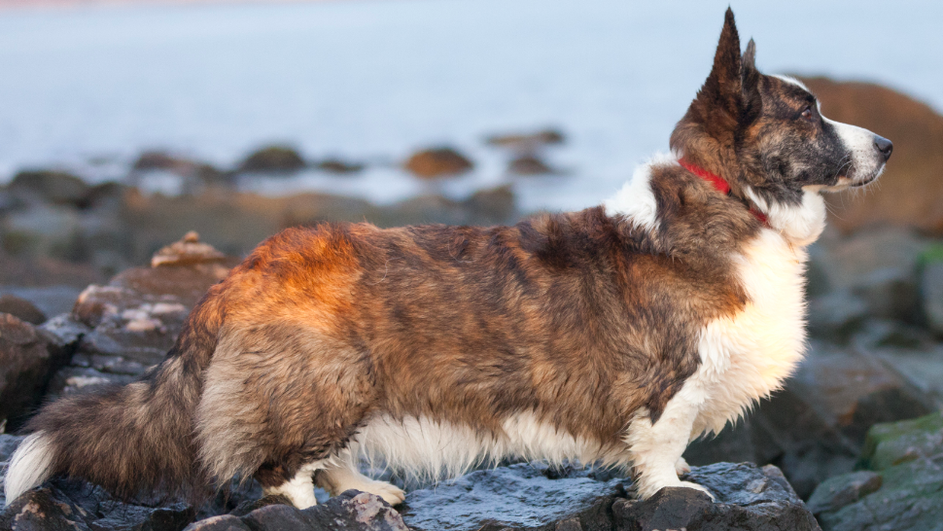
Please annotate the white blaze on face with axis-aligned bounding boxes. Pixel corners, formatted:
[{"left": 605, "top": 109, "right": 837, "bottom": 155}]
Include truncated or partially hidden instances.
[{"left": 822, "top": 113, "right": 886, "bottom": 187}]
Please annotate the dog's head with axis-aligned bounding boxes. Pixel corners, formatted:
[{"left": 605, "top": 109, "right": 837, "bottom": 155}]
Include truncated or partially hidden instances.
[{"left": 670, "top": 9, "right": 892, "bottom": 218}]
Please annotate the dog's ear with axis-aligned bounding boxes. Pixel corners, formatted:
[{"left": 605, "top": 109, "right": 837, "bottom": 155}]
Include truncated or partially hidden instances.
[
  {"left": 740, "top": 38, "right": 762, "bottom": 125},
  {"left": 699, "top": 7, "right": 743, "bottom": 119}
]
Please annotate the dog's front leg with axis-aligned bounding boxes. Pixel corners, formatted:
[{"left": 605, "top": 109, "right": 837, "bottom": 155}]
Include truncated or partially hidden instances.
[{"left": 624, "top": 387, "right": 713, "bottom": 500}]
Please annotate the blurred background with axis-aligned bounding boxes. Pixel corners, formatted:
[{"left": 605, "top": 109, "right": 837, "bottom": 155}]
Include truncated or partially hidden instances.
[{"left": 0, "top": 0, "right": 942, "bottom": 528}]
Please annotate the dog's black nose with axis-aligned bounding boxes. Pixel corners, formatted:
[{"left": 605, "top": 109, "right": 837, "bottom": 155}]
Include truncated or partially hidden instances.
[{"left": 874, "top": 135, "right": 893, "bottom": 161}]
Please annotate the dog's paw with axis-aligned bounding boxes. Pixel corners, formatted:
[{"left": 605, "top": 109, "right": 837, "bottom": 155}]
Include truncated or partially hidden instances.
[
  {"left": 368, "top": 481, "right": 406, "bottom": 506},
  {"left": 674, "top": 456, "right": 691, "bottom": 475}
]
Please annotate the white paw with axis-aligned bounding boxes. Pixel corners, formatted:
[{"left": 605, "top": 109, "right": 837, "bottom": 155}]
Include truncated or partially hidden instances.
[
  {"left": 368, "top": 481, "right": 406, "bottom": 506},
  {"left": 674, "top": 456, "right": 691, "bottom": 475}
]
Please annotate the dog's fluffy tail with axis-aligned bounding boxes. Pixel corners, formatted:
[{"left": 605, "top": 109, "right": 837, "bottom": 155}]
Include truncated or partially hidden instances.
[{"left": 3, "top": 293, "right": 224, "bottom": 507}]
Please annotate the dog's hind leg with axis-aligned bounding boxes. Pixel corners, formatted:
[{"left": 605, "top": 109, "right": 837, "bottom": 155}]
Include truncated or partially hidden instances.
[
  {"left": 624, "top": 381, "right": 713, "bottom": 500},
  {"left": 195, "top": 327, "right": 378, "bottom": 508},
  {"left": 315, "top": 446, "right": 406, "bottom": 506},
  {"left": 258, "top": 461, "right": 320, "bottom": 508}
]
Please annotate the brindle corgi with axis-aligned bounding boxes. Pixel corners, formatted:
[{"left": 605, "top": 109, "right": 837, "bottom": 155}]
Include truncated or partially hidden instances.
[{"left": 5, "top": 8, "right": 891, "bottom": 509}]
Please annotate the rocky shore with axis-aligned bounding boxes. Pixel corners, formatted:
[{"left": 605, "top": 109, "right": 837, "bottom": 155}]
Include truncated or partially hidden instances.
[{"left": 2, "top": 78, "right": 943, "bottom": 530}]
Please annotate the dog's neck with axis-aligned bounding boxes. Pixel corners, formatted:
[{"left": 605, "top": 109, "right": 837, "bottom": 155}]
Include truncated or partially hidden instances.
[{"left": 678, "top": 158, "right": 770, "bottom": 228}]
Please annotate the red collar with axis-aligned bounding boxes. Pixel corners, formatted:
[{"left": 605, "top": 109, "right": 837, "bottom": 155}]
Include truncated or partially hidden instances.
[{"left": 678, "top": 158, "right": 770, "bottom": 228}]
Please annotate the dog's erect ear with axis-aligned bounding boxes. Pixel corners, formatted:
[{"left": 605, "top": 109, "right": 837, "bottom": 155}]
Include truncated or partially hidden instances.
[
  {"left": 740, "top": 38, "right": 762, "bottom": 124},
  {"left": 699, "top": 8, "right": 743, "bottom": 118}
]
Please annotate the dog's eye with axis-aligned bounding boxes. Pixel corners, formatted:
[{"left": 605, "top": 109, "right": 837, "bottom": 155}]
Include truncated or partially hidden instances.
[{"left": 800, "top": 107, "right": 814, "bottom": 122}]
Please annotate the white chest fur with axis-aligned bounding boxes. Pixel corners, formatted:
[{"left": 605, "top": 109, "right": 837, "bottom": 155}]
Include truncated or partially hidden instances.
[{"left": 689, "top": 228, "right": 810, "bottom": 438}]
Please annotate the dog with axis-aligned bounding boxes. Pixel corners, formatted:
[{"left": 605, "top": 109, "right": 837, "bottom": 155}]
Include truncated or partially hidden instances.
[{"left": 5, "top": 8, "right": 891, "bottom": 509}]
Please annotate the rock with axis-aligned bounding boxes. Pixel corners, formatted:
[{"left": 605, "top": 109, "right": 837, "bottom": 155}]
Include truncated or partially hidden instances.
[
  {"left": 809, "top": 412, "right": 943, "bottom": 530},
  {"left": 45, "top": 234, "right": 236, "bottom": 395},
  {"left": 400, "top": 462, "right": 627, "bottom": 531},
  {"left": 403, "top": 147, "right": 473, "bottom": 178},
  {"left": 238, "top": 146, "right": 306, "bottom": 174},
  {"left": 151, "top": 231, "right": 228, "bottom": 267},
  {"left": 807, "top": 290, "right": 869, "bottom": 341},
  {"left": 613, "top": 463, "right": 820, "bottom": 531},
  {"left": 0, "top": 286, "right": 82, "bottom": 321},
  {"left": 508, "top": 154, "right": 556, "bottom": 175},
  {"left": 2, "top": 203, "right": 85, "bottom": 261},
  {"left": 805, "top": 471, "right": 882, "bottom": 515},
  {"left": 317, "top": 158, "right": 365, "bottom": 174},
  {"left": 186, "top": 491, "right": 409, "bottom": 531},
  {"left": 920, "top": 257, "right": 943, "bottom": 336},
  {"left": 132, "top": 152, "right": 229, "bottom": 192},
  {"left": 0, "top": 295, "right": 46, "bottom": 324},
  {"left": 0, "top": 314, "right": 72, "bottom": 430},
  {"left": 798, "top": 77, "right": 943, "bottom": 236},
  {"left": 485, "top": 129, "right": 565, "bottom": 150},
  {"left": 6, "top": 170, "right": 90, "bottom": 209},
  {"left": 0, "top": 477, "right": 195, "bottom": 531}
]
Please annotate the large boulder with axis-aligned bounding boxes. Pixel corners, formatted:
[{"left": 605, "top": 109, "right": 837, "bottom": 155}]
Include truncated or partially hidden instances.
[
  {"left": 798, "top": 77, "right": 943, "bottom": 236},
  {"left": 0, "top": 314, "right": 75, "bottom": 430},
  {"left": 808, "top": 412, "right": 943, "bottom": 530}
]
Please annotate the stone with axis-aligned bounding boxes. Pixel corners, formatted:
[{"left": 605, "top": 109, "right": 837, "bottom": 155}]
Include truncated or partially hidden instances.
[
  {"left": 238, "top": 146, "right": 306, "bottom": 174},
  {"left": 184, "top": 491, "right": 408, "bottom": 531},
  {"left": 0, "top": 295, "right": 46, "bottom": 324},
  {"left": 805, "top": 471, "right": 882, "bottom": 515},
  {"left": 0, "top": 314, "right": 72, "bottom": 430},
  {"left": 400, "top": 463, "right": 626, "bottom": 531},
  {"left": 0, "top": 286, "right": 83, "bottom": 321},
  {"left": 317, "top": 158, "right": 365, "bottom": 174},
  {"left": 6, "top": 170, "right": 90, "bottom": 209},
  {"left": 798, "top": 77, "right": 943, "bottom": 236},
  {"left": 809, "top": 412, "right": 943, "bottom": 531},
  {"left": 403, "top": 147, "right": 473, "bottom": 178},
  {"left": 0, "top": 477, "right": 195, "bottom": 531},
  {"left": 44, "top": 234, "right": 237, "bottom": 394},
  {"left": 920, "top": 259, "right": 943, "bottom": 336},
  {"left": 613, "top": 463, "right": 820, "bottom": 531},
  {"left": 508, "top": 155, "right": 556, "bottom": 175},
  {"left": 485, "top": 129, "right": 566, "bottom": 150},
  {"left": 807, "top": 289, "right": 869, "bottom": 341}
]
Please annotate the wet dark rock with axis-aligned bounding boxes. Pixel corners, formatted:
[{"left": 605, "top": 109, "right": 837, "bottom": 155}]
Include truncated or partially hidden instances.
[
  {"left": 0, "top": 295, "right": 46, "bottom": 324},
  {"left": 401, "top": 463, "right": 626, "bottom": 531},
  {"left": 508, "top": 155, "right": 556, "bottom": 175},
  {"left": 185, "top": 491, "right": 408, "bottom": 531},
  {"left": 809, "top": 412, "right": 943, "bottom": 530},
  {"left": 0, "top": 314, "right": 73, "bottom": 430},
  {"left": 619, "top": 463, "right": 819, "bottom": 531},
  {"left": 0, "top": 477, "right": 195, "bottom": 531},
  {"left": 317, "top": 158, "right": 365, "bottom": 174},
  {"left": 403, "top": 147, "right": 473, "bottom": 178},
  {"left": 238, "top": 146, "right": 306, "bottom": 174},
  {"left": 6, "top": 170, "right": 90, "bottom": 209}
]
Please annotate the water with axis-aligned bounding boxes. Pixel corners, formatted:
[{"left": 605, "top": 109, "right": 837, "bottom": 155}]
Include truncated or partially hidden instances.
[{"left": 0, "top": 0, "right": 940, "bottom": 212}]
